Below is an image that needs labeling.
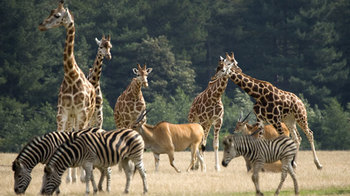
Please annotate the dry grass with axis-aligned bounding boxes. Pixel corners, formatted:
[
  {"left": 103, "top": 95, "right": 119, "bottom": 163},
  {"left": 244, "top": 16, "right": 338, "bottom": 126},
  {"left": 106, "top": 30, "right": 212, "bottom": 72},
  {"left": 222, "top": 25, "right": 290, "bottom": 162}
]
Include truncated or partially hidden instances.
[{"left": 1, "top": 151, "right": 350, "bottom": 195}]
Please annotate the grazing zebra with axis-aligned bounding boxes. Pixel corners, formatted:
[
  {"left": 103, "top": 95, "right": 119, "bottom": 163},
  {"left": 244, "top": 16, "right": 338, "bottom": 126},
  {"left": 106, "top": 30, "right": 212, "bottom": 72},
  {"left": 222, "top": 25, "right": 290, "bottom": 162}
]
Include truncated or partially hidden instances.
[
  {"left": 41, "top": 128, "right": 148, "bottom": 195},
  {"left": 12, "top": 127, "right": 107, "bottom": 194},
  {"left": 221, "top": 133, "right": 298, "bottom": 196}
]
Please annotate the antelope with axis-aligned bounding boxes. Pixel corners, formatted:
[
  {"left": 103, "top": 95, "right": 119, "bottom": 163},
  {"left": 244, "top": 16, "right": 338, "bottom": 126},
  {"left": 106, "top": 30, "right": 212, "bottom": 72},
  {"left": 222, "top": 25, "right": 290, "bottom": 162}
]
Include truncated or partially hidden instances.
[{"left": 131, "top": 110, "right": 206, "bottom": 173}]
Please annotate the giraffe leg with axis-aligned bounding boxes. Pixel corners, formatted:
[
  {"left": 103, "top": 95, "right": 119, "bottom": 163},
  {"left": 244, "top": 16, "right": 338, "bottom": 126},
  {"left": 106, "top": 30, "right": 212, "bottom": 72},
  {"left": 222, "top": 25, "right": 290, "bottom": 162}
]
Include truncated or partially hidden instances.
[
  {"left": 213, "top": 119, "right": 223, "bottom": 172},
  {"left": 284, "top": 120, "right": 300, "bottom": 168},
  {"left": 297, "top": 121, "right": 323, "bottom": 170}
]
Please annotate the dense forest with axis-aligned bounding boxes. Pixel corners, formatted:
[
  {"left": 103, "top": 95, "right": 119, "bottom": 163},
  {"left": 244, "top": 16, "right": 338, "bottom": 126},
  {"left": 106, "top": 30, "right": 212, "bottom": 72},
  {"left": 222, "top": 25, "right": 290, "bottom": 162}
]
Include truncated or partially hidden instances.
[{"left": 1, "top": 0, "right": 349, "bottom": 152}]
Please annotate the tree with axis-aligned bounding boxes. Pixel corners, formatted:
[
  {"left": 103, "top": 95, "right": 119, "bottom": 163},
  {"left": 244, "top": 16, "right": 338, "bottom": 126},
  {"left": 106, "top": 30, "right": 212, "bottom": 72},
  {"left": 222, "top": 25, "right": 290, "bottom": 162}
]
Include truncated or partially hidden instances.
[{"left": 135, "top": 36, "right": 197, "bottom": 101}]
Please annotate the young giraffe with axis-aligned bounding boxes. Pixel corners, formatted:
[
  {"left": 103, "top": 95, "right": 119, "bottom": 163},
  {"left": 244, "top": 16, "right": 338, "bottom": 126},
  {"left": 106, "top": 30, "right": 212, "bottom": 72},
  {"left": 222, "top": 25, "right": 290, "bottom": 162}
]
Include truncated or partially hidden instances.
[
  {"left": 87, "top": 35, "right": 113, "bottom": 128},
  {"left": 188, "top": 57, "right": 233, "bottom": 171},
  {"left": 114, "top": 64, "right": 152, "bottom": 129},
  {"left": 223, "top": 52, "right": 322, "bottom": 170},
  {"left": 38, "top": 1, "right": 96, "bottom": 182}
]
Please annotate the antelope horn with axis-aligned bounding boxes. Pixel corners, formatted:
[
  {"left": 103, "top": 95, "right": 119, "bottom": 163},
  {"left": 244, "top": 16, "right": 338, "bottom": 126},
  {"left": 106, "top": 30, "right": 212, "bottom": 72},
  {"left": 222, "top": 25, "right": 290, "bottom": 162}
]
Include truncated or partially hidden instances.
[
  {"left": 135, "top": 108, "right": 152, "bottom": 125},
  {"left": 238, "top": 111, "right": 243, "bottom": 122},
  {"left": 241, "top": 111, "right": 251, "bottom": 122}
]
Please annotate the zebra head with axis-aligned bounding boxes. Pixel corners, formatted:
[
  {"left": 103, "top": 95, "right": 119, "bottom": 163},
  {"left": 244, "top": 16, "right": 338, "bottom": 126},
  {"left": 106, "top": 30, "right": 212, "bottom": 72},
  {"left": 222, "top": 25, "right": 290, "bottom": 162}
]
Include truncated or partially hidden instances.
[
  {"left": 12, "top": 160, "right": 32, "bottom": 194},
  {"left": 221, "top": 135, "right": 238, "bottom": 167},
  {"left": 41, "top": 165, "right": 61, "bottom": 195}
]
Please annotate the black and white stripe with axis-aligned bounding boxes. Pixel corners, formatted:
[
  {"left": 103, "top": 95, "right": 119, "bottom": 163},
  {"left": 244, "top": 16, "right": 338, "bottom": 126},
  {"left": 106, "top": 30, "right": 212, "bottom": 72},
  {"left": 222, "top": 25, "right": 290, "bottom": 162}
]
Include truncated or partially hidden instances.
[
  {"left": 222, "top": 134, "right": 298, "bottom": 196},
  {"left": 12, "top": 127, "right": 104, "bottom": 194},
  {"left": 41, "top": 128, "right": 147, "bottom": 195}
]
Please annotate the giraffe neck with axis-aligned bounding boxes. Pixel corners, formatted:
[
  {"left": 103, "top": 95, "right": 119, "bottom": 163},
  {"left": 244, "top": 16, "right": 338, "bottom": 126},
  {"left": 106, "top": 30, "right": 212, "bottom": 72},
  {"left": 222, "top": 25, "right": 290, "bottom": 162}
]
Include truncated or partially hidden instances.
[
  {"left": 127, "top": 78, "right": 143, "bottom": 99},
  {"left": 63, "top": 22, "right": 81, "bottom": 80},
  {"left": 207, "top": 77, "right": 229, "bottom": 101},
  {"left": 230, "top": 71, "right": 271, "bottom": 99},
  {"left": 88, "top": 53, "right": 104, "bottom": 87}
]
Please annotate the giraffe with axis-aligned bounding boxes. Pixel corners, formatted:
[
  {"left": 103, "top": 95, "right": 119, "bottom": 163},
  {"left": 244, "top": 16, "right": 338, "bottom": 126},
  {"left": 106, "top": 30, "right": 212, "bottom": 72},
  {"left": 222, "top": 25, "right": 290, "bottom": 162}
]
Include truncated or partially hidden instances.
[
  {"left": 114, "top": 64, "right": 152, "bottom": 129},
  {"left": 222, "top": 52, "right": 322, "bottom": 170},
  {"left": 38, "top": 1, "right": 96, "bottom": 182},
  {"left": 87, "top": 35, "right": 113, "bottom": 128},
  {"left": 188, "top": 57, "right": 233, "bottom": 171}
]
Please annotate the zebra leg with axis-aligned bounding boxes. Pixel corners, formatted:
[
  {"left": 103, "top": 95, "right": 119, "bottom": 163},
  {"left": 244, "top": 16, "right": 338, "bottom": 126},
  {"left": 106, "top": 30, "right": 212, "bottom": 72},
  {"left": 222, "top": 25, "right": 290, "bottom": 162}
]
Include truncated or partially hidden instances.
[
  {"left": 105, "top": 167, "right": 111, "bottom": 192},
  {"left": 122, "top": 159, "right": 134, "bottom": 194},
  {"left": 97, "top": 167, "right": 105, "bottom": 191},
  {"left": 244, "top": 157, "right": 252, "bottom": 172},
  {"left": 83, "top": 163, "right": 98, "bottom": 195},
  {"left": 252, "top": 162, "right": 264, "bottom": 196},
  {"left": 80, "top": 167, "right": 86, "bottom": 183},
  {"left": 287, "top": 161, "right": 299, "bottom": 195},
  {"left": 134, "top": 158, "right": 148, "bottom": 194},
  {"left": 153, "top": 153, "right": 160, "bottom": 172},
  {"left": 275, "top": 159, "right": 289, "bottom": 196}
]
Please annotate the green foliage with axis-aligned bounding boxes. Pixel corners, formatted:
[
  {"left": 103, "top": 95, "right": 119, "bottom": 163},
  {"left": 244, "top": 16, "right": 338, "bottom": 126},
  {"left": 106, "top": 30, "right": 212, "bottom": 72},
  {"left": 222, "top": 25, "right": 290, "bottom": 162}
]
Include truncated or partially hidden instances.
[
  {"left": 147, "top": 87, "right": 192, "bottom": 125},
  {"left": 0, "top": 97, "right": 56, "bottom": 152},
  {"left": 318, "top": 98, "right": 350, "bottom": 149}
]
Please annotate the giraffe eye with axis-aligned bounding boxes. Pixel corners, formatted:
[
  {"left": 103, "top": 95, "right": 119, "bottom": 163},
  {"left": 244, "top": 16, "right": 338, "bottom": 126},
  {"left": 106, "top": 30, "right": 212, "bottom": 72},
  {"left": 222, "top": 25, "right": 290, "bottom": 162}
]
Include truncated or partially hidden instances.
[{"left": 54, "top": 13, "right": 61, "bottom": 18}]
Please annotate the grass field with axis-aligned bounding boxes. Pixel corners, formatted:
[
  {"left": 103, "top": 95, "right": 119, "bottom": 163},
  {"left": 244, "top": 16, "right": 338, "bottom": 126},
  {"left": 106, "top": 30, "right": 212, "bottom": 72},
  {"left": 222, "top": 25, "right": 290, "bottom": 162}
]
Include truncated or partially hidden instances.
[{"left": 1, "top": 151, "right": 350, "bottom": 195}]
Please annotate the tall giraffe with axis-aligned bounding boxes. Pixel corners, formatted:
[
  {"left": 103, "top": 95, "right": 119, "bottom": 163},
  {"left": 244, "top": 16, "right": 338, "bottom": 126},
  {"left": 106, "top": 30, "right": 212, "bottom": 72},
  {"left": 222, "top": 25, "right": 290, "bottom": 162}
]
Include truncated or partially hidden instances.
[
  {"left": 38, "top": 1, "right": 96, "bottom": 182},
  {"left": 222, "top": 52, "right": 322, "bottom": 170},
  {"left": 39, "top": 1, "right": 95, "bottom": 133},
  {"left": 114, "top": 64, "right": 152, "bottom": 129},
  {"left": 188, "top": 57, "right": 233, "bottom": 171},
  {"left": 87, "top": 35, "right": 112, "bottom": 128}
]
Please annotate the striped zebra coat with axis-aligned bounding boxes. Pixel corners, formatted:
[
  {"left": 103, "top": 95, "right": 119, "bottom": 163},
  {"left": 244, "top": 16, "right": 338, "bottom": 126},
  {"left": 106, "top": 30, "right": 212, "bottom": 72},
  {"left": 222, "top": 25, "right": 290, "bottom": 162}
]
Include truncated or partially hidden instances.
[
  {"left": 12, "top": 127, "right": 106, "bottom": 194},
  {"left": 41, "top": 128, "right": 147, "bottom": 195},
  {"left": 222, "top": 134, "right": 299, "bottom": 196}
]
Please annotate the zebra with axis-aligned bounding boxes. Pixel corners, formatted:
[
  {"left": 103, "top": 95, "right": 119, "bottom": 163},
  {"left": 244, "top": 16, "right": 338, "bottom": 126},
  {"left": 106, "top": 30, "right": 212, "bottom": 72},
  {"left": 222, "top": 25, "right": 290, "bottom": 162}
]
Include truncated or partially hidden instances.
[
  {"left": 221, "top": 133, "right": 298, "bottom": 196},
  {"left": 12, "top": 127, "right": 108, "bottom": 194},
  {"left": 40, "top": 128, "right": 148, "bottom": 195}
]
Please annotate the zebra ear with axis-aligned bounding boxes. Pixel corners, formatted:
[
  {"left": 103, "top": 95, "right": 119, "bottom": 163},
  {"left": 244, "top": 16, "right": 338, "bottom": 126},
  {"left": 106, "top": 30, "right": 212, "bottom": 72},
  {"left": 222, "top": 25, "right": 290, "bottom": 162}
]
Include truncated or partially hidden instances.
[
  {"left": 44, "top": 166, "right": 52, "bottom": 174},
  {"left": 12, "top": 160, "right": 21, "bottom": 171}
]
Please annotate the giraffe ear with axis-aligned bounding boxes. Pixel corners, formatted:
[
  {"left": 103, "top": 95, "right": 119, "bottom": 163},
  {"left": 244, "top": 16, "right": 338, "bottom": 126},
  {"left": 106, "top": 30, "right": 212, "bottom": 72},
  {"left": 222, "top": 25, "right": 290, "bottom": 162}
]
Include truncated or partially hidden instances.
[
  {"left": 220, "top": 56, "right": 224, "bottom": 61},
  {"left": 146, "top": 68, "right": 153, "bottom": 74},
  {"left": 133, "top": 68, "right": 138, "bottom": 75},
  {"left": 95, "top": 38, "right": 101, "bottom": 45}
]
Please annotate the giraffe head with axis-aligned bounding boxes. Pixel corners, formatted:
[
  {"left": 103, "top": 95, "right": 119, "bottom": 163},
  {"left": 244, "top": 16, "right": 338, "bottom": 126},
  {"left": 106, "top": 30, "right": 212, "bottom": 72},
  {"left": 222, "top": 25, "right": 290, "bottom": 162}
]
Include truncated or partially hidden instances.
[
  {"left": 211, "top": 56, "right": 233, "bottom": 80},
  {"left": 95, "top": 35, "right": 113, "bottom": 60},
  {"left": 38, "top": 1, "right": 74, "bottom": 31},
  {"left": 214, "top": 52, "right": 242, "bottom": 77},
  {"left": 132, "top": 64, "right": 152, "bottom": 88}
]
